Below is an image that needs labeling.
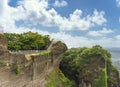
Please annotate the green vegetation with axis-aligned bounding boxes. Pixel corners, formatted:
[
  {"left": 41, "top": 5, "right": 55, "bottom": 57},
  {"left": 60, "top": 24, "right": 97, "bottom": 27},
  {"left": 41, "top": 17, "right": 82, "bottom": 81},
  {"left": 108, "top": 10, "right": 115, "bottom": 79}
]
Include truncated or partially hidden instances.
[
  {"left": 107, "top": 61, "right": 119, "bottom": 86},
  {"left": 25, "top": 51, "right": 51, "bottom": 61},
  {"left": 93, "top": 68, "right": 107, "bottom": 87},
  {"left": 4, "top": 31, "right": 51, "bottom": 50},
  {"left": 30, "top": 51, "right": 51, "bottom": 57},
  {"left": 39, "top": 51, "right": 51, "bottom": 56},
  {"left": 46, "top": 69, "right": 75, "bottom": 87},
  {"left": 15, "top": 65, "right": 20, "bottom": 75},
  {"left": 2, "top": 31, "right": 119, "bottom": 86},
  {"left": 60, "top": 45, "right": 116, "bottom": 86}
]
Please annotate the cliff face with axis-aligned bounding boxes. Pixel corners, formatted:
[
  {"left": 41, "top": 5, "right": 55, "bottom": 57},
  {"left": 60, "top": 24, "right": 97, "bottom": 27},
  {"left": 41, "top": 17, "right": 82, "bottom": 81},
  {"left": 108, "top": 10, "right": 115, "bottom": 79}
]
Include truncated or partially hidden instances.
[
  {"left": 0, "top": 34, "right": 120, "bottom": 87},
  {"left": 78, "top": 57, "right": 120, "bottom": 87},
  {"left": 0, "top": 34, "right": 67, "bottom": 87}
]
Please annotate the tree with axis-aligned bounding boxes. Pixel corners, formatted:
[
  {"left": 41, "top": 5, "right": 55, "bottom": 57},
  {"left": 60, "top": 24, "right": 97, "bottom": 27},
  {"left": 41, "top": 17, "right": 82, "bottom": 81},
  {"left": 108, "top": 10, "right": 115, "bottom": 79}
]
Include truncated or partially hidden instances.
[
  {"left": 4, "top": 31, "right": 51, "bottom": 50},
  {"left": 60, "top": 45, "right": 112, "bottom": 86}
]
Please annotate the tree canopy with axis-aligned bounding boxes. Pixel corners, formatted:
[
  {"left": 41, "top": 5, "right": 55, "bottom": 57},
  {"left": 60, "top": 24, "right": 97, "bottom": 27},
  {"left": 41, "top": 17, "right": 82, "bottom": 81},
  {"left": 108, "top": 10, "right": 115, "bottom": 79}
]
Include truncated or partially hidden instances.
[
  {"left": 4, "top": 31, "right": 51, "bottom": 50},
  {"left": 60, "top": 45, "right": 112, "bottom": 86}
]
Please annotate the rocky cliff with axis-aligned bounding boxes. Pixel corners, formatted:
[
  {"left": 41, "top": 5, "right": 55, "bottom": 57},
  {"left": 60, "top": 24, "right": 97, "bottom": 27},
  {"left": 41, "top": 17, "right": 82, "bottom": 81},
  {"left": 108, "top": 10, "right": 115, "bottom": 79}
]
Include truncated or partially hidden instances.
[
  {"left": 0, "top": 33, "right": 120, "bottom": 87},
  {"left": 0, "top": 34, "right": 67, "bottom": 87},
  {"left": 60, "top": 46, "right": 120, "bottom": 87}
]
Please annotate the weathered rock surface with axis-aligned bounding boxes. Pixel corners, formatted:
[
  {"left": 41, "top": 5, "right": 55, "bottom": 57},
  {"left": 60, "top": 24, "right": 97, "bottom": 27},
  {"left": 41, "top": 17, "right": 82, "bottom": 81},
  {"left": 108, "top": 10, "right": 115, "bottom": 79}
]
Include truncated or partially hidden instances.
[{"left": 0, "top": 34, "right": 67, "bottom": 87}]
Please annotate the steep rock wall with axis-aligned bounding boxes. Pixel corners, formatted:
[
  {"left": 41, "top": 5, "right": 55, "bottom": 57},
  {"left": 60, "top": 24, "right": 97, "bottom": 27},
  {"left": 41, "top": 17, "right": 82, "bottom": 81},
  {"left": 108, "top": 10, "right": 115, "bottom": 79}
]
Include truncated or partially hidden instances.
[{"left": 0, "top": 35, "right": 67, "bottom": 87}]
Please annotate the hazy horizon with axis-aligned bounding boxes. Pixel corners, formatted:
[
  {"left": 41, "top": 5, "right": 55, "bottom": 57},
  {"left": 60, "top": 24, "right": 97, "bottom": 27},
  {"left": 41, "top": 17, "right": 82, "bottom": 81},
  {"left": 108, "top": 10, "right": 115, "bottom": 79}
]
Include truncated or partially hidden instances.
[{"left": 107, "top": 47, "right": 120, "bottom": 61}]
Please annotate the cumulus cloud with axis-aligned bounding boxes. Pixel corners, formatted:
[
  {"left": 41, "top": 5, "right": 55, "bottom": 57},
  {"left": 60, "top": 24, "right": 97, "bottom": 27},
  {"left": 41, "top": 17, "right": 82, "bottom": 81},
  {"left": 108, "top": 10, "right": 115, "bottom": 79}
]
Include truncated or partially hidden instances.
[
  {"left": 53, "top": 0, "right": 68, "bottom": 7},
  {"left": 51, "top": 32, "right": 93, "bottom": 48},
  {"left": 116, "top": 0, "right": 120, "bottom": 7},
  {"left": 1, "top": 0, "right": 119, "bottom": 48},
  {"left": 89, "top": 10, "right": 107, "bottom": 26},
  {"left": 0, "top": 0, "right": 107, "bottom": 32},
  {"left": 5, "top": 26, "right": 118, "bottom": 48},
  {"left": 50, "top": 32, "right": 120, "bottom": 48},
  {"left": 87, "top": 28, "right": 113, "bottom": 36},
  {"left": 62, "top": 9, "right": 105, "bottom": 30}
]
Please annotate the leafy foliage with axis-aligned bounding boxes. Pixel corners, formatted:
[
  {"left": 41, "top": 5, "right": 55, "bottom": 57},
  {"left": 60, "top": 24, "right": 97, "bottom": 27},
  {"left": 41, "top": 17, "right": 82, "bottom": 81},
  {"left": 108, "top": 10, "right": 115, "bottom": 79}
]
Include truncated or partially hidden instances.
[
  {"left": 4, "top": 31, "right": 51, "bottom": 50},
  {"left": 60, "top": 45, "right": 112, "bottom": 86},
  {"left": 46, "top": 69, "right": 76, "bottom": 87},
  {"left": 93, "top": 68, "right": 107, "bottom": 87}
]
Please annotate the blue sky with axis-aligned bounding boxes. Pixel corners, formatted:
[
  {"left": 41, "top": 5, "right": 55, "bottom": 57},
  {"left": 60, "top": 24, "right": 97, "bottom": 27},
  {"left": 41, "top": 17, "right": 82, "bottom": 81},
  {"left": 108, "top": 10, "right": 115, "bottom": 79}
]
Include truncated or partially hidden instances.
[{"left": 0, "top": 0, "right": 120, "bottom": 48}]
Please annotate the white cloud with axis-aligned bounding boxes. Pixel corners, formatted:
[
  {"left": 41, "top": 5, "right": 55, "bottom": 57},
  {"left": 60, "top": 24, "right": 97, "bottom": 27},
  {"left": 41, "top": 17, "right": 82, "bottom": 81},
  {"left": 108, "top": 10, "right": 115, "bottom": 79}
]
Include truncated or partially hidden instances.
[
  {"left": 51, "top": 32, "right": 93, "bottom": 48},
  {"left": 5, "top": 27, "right": 50, "bottom": 35},
  {"left": 50, "top": 32, "right": 120, "bottom": 48},
  {"left": 89, "top": 9, "right": 107, "bottom": 26},
  {"left": 99, "top": 28, "right": 113, "bottom": 34},
  {"left": 1, "top": 0, "right": 118, "bottom": 48},
  {"left": 5, "top": 26, "right": 119, "bottom": 48},
  {"left": 0, "top": 0, "right": 107, "bottom": 32},
  {"left": 119, "top": 17, "right": 120, "bottom": 23},
  {"left": 53, "top": 0, "right": 68, "bottom": 7},
  {"left": 115, "top": 35, "right": 120, "bottom": 40},
  {"left": 53, "top": 9, "right": 106, "bottom": 31},
  {"left": 87, "top": 28, "right": 113, "bottom": 36},
  {"left": 88, "top": 31, "right": 101, "bottom": 36},
  {"left": 116, "top": 0, "right": 120, "bottom": 7}
]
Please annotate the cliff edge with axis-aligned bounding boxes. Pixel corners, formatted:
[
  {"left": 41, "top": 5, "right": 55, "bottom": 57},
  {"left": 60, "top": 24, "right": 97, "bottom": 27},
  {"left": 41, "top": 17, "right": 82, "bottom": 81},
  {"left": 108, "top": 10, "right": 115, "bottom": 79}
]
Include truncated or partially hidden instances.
[{"left": 0, "top": 34, "right": 67, "bottom": 87}]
